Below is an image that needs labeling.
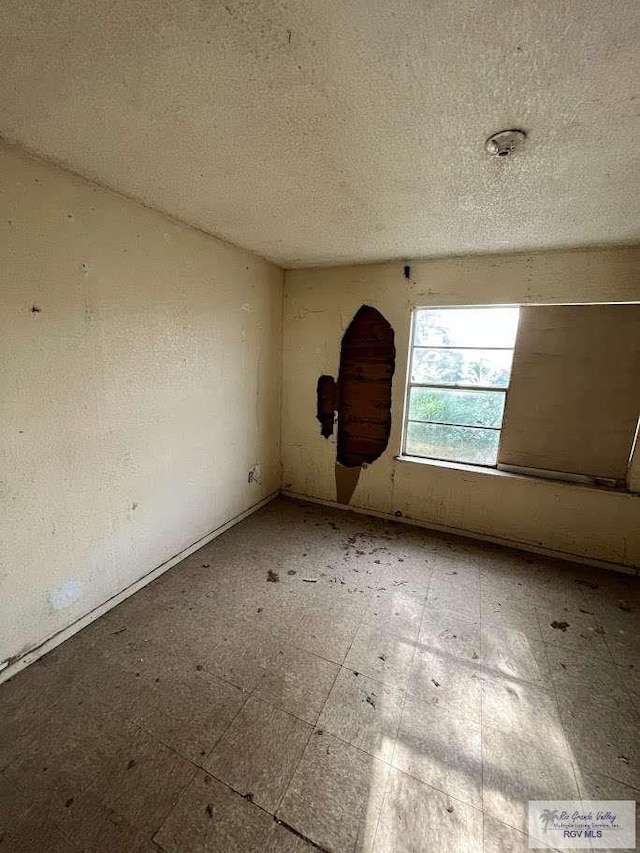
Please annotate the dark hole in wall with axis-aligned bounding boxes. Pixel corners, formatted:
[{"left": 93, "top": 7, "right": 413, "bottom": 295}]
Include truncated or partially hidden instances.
[
  {"left": 337, "top": 305, "right": 395, "bottom": 467},
  {"left": 316, "top": 375, "right": 337, "bottom": 438},
  {"left": 315, "top": 305, "right": 395, "bottom": 490}
]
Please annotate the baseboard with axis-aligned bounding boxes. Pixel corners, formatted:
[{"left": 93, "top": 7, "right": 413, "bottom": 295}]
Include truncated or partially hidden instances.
[
  {"left": 280, "top": 490, "right": 638, "bottom": 577},
  {"left": 0, "top": 491, "right": 278, "bottom": 686},
  {"left": 3, "top": 485, "right": 635, "bottom": 687}
]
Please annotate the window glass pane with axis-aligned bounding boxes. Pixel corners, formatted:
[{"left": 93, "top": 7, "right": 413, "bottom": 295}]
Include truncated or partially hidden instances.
[
  {"left": 411, "top": 348, "right": 514, "bottom": 388},
  {"left": 405, "top": 422, "right": 500, "bottom": 465},
  {"left": 408, "top": 387, "right": 505, "bottom": 428},
  {"left": 414, "top": 307, "right": 520, "bottom": 349}
]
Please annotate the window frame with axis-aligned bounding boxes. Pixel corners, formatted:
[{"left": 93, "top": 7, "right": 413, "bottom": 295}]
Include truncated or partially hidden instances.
[{"left": 401, "top": 305, "right": 519, "bottom": 468}]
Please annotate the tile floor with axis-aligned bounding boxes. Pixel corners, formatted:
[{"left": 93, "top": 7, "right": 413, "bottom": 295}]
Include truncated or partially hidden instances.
[{"left": 0, "top": 496, "right": 638, "bottom": 852}]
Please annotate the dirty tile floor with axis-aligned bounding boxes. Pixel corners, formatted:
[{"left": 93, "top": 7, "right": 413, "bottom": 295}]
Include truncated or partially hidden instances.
[{"left": 1, "top": 497, "right": 638, "bottom": 852}]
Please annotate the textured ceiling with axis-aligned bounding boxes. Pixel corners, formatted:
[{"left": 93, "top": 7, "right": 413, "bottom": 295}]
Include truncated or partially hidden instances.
[{"left": 1, "top": 0, "right": 639, "bottom": 267}]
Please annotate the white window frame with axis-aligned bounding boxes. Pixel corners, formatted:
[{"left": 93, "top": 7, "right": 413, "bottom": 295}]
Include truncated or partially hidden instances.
[{"left": 401, "top": 305, "right": 518, "bottom": 468}]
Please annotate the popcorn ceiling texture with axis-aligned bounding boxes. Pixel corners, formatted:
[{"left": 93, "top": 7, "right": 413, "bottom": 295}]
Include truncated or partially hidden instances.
[{"left": 0, "top": 0, "right": 639, "bottom": 266}]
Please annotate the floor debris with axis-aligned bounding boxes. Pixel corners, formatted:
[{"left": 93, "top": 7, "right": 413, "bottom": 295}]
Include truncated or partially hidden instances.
[
  {"left": 4, "top": 498, "right": 635, "bottom": 852},
  {"left": 267, "top": 570, "right": 280, "bottom": 583}
]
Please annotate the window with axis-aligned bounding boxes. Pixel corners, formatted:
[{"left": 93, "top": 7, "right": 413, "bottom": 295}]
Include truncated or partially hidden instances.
[
  {"left": 403, "top": 306, "right": 520, "bottom": 466},
  {"left": 403, "top": 302, "right": 640, "bottom": 486}
]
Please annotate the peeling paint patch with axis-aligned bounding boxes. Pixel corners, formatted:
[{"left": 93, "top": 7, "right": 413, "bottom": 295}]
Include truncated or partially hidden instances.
[{"left": 49, "top": 578, "right": 83, "bottom": 610}]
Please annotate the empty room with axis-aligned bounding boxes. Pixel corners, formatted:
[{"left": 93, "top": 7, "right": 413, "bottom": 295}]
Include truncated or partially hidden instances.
[{"left": 1, "top": 1, "right": 639, "bottom": 852}]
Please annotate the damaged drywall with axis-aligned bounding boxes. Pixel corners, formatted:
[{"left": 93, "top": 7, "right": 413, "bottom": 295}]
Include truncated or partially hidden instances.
[
  {"left": 316, "top": 305, "right": 395, "bottom": 503},
  {"left": 337, "top": 305, "right": 395, "bottom": 467},
  {"left": 285, "top": 248, "right": 640, "bottom": 569},
  {"left": 316, "top": 375, "right": 337, "bottom": 438}
]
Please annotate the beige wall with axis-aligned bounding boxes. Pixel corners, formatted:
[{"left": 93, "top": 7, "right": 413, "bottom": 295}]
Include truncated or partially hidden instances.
[
  {"left": 0, "top": 144, "right": 283, "bottom": 667},
  {"left": 282, "top": 247, "right": 640, "bottom": 570}
]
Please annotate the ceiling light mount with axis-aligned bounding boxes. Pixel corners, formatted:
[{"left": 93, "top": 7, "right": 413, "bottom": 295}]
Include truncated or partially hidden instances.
[{"left": 485, "top": 129, "right": 526, "bottom": 157}]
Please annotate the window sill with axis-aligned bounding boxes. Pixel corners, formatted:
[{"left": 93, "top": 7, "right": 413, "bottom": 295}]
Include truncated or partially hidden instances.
[{"left": 394, "top": 454, "right": 638, "bottom": 496}]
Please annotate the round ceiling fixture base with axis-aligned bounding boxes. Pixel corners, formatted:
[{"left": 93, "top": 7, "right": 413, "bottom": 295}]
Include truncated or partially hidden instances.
[{"left": 485, "top": 129, "right": 526, "bottom": 157}]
